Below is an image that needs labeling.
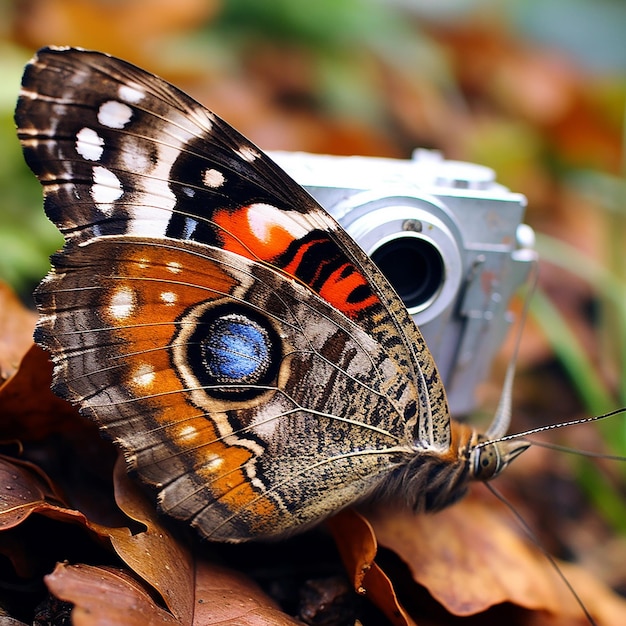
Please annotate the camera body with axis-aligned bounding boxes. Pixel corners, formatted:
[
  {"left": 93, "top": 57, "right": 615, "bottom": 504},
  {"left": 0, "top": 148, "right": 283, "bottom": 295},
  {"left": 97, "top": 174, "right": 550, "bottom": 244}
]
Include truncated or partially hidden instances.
[{"left": 269, "top": 149, "right": 536, "bottom": 416}]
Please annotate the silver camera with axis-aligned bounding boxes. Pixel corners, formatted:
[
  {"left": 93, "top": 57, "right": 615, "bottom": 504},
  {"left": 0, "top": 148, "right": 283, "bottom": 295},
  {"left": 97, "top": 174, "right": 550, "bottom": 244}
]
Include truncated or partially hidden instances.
[{"left": 269, "top": 149, "right": 536, "bottom": 416}]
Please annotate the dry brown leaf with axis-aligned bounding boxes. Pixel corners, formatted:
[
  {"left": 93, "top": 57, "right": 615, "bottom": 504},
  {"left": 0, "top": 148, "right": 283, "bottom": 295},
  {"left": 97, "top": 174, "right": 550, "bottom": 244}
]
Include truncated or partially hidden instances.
[
  {"left": 193, "top": 559, "right": 301, "bottom": 625},
  {"left": 45, "top": 558, "right": 302, "bottom": 625},
  {"left": 0, "top": 455, "right": 84, "bottom": 530},
  {"left": 327, "top": 508, "right": 377, "bottom": 593},
  {"left": 45, "top": 563, "right": 179, "bottom": 626},
  {"left": 369, "top": 492, "right": 549, "bottom": 615},
  {"left": 367, "top": 487, "right": 626, "bottom": 625},
  {"left": 102, "top": 457, "right": 195, "bottom": 623},
  {"left": 361, "top": 562, "right": 418, "bottom": 626},
  {"left": 0, "top": 344, "right": 99, "bottom": 442},
  {"left": 0, "top": 454, "right": 120, "bottom": 585},
  {"left": 328, "top": 508, "right": 417, "bottom": 626},
  {"left": 0, "top": 282, "right": 37, "bottom": 382}
]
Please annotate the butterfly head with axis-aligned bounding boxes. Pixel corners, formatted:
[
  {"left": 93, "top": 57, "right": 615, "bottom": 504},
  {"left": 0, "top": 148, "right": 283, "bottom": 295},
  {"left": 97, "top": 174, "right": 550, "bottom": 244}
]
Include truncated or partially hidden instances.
[{"left": 470, "top": 437, "right": 530, "bottom": 482}]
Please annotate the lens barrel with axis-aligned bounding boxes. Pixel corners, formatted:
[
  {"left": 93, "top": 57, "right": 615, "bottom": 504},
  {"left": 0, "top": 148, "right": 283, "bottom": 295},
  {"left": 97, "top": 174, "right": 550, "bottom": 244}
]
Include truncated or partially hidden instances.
[{"left": 371, "top": 236, "right": 444, "bottom": 312}]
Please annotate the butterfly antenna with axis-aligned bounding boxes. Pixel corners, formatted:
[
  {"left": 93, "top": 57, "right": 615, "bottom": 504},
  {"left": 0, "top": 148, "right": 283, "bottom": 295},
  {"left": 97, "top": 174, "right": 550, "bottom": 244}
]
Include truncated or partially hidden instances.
[
  {"left": 486, "top": 236, "right": 538, "bottom": 439},
  {"left": 484, "top": 482, "right": 598, "bottom": 626},
  {"left": 482, "top": 407, "right": 626, "bottom": 447}
]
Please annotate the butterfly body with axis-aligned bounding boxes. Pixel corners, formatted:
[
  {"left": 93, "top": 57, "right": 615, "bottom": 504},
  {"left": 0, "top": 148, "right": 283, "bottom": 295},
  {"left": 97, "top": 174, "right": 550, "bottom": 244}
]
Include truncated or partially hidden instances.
[{"left": 17, "top": 47, "right": 526, "bottom": 541}]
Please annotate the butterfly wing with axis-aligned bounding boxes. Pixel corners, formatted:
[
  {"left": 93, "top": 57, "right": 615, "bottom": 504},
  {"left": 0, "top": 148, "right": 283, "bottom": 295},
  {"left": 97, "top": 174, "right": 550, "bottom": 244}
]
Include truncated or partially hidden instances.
[
  {"left": 36, "top": 234, "right": 421, "bottom": 539},
  {"left": 17, "top": 47, "right": 451, "bottom": 540}
]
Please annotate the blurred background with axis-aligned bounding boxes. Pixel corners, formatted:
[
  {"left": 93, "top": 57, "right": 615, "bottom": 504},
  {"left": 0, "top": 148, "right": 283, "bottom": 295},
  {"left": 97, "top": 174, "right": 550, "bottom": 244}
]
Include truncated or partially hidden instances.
[{"left": 0, "top": 0, "right": 624, "bottom": 596}]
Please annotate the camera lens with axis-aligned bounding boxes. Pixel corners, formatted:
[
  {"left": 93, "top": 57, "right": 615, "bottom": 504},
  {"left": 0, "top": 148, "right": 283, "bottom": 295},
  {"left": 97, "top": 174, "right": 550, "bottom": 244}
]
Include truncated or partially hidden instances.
[{"left": 371, "top": 236, "right": 444, "bottom": 311}]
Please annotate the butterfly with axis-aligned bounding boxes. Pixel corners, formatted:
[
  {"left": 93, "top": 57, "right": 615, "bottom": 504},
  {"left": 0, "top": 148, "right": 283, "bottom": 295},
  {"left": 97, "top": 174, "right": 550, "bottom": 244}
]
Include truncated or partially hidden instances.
[{"left": 15, "top": 47, "right": 529, "bottom": 542}]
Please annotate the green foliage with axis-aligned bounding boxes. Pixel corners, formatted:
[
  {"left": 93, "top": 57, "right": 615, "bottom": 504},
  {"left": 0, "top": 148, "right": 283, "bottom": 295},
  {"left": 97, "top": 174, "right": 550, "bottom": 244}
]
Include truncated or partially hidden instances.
[
  {"left": 532, "top": 230, "right": 626, "bottom": 532},
  {"left": 0, "top": 45, "right": 64, "bottom": 297}
]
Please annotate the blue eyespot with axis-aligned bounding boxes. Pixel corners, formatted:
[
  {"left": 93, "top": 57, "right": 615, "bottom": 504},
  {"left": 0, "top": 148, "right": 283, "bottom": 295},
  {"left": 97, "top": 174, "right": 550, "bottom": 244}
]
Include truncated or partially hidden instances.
[
  {"left": 179, "top": 304, "right": 280, "bottom": 400},
  {"left": 205, "top": 315, "right": 270, "bottom": 381}
]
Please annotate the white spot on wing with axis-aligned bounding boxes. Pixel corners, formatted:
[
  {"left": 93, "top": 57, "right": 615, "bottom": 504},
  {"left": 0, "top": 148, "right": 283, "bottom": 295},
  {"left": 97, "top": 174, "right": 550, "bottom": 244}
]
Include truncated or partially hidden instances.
[
  {"left": 178, "top": 425, "right": 198, "bottom": 441},
  {"left": 132, "top": 363, "right": 156, "bottom": 387},
  {"left": 236, "top": 146, "right": 260, "bottom": 162},
  {"left": 98, "top": 100, "right": 133, "bottom": 129},
  {"left": 202, "top": 168, "right": 225, "bottom": 188},
  {"left": 118, "top": 84, "right": 144, "bottom": 104},
  {"left": 109, "top": 286, "right": 135, "bottom": 319},
  {"left": 246, "top": 203, "right": 309, "bottom": 243},
  {"left": 75, "top": 127, "right": 104, "bottom": 161},
  {"left": 160, "top": 291, "right": 177, "bottom": 305},
  {"left": 91, "top": 166, "right": 123, "bottom": 214},
  {"left": 204, "top": 454, "right": 224, "bottom": 471},
  {"left": 166, "top": 261, "right": 182, "bottom": 274}
]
